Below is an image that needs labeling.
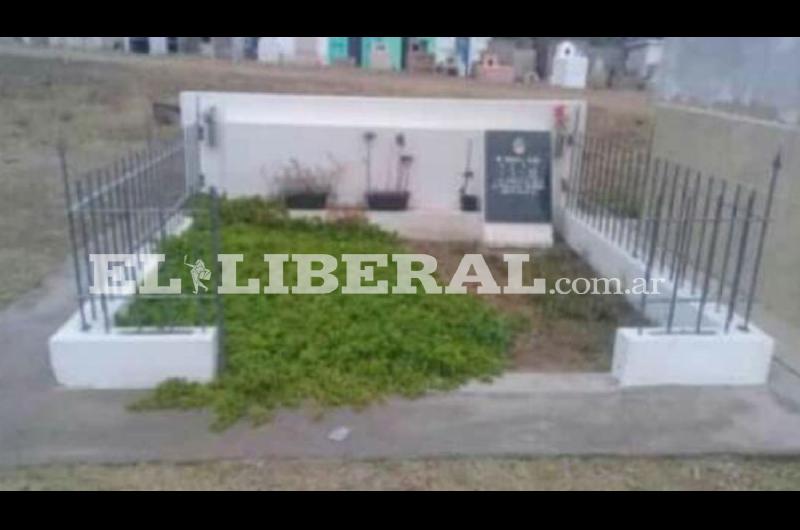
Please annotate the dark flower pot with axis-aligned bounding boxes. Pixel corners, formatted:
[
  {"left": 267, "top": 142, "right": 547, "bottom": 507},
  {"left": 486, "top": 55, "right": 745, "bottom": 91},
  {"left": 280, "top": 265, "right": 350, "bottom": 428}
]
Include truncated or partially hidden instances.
[
  {"left": 284, "top": 192, "right": 328, "bottom": 209},
  {"left": 366, "top": 191, "right": 410, "bottom": 211},
  {"left": 460, "top": 194, "right": 480, "bottom": 212}
]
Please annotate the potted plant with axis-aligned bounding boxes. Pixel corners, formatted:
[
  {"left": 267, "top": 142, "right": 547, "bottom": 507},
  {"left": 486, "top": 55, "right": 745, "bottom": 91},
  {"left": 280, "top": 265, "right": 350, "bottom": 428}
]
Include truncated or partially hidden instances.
[
  {"left": 459, "top": 139, "right": 480, "bottom": 212},
  {"left": 275, "top": 157, "right": 340, "bottom": 210},
  {"left": 364, "top": 132, "right": 412, "bottom": 211},
  {"left": 460, "top": 170, "right": 479, "bottom": 212}
]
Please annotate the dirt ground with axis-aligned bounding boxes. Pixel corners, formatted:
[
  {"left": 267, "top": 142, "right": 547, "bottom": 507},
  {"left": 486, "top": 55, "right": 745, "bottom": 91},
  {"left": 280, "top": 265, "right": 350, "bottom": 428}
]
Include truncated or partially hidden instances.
[
  {"left": 411, "top": 241, "right": 645, "bottom": 371},
  {"left": 2, "top": 456, "right": 799, "bottom": 490},
  {"left": 0, "top": 43, "right": 652, "bottom": 308}
]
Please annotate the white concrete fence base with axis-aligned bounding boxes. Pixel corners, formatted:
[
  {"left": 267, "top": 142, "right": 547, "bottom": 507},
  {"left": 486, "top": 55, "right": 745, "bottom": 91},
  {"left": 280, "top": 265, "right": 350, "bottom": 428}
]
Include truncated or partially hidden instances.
[
  {"left": 559, "top": 209, "right": 775, "bottom": 387},
  {"left": 612, "top": 327, "right": 773, "bottom": 387},
  {"left": 49, "top": 308, "right": 218, "bottom": 390},
  {"left": 48, "top": 215, "right": 218, "bottom": 390}
]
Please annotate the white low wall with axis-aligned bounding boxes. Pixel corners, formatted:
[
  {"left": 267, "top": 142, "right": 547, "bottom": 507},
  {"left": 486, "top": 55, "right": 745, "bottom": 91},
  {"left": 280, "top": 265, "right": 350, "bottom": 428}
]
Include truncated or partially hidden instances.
[
  {"left": 49, "top": 308, "right": 218, "bottom": 390},
  {"left": 559, "top": 209, "right": 775, "bottom": 387},
  {"left": 48, "top": 216, "right": 219, "bottom": 389},
  {"left": 613, "top": 327, "right": 773, "bottom": 386}
]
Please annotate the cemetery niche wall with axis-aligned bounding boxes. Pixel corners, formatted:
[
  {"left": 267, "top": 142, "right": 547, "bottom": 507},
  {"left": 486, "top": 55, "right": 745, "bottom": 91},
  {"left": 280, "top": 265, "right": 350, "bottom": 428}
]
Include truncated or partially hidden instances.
[{"left": 181, "top": 92, "right": 585, "bottom": 246}]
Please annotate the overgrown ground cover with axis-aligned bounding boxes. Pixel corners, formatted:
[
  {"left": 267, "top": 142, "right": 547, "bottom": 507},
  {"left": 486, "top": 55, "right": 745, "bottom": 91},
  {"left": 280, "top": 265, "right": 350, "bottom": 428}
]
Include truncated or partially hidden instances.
[
  {"left": 122, "top": 196, "right": 645, "bottom": 427},
  {"left": 123, "top": 197, "right": 519, "bottom": 428},
  {"left": 410, "top": 241, "right": 645, "bottom": 371}
]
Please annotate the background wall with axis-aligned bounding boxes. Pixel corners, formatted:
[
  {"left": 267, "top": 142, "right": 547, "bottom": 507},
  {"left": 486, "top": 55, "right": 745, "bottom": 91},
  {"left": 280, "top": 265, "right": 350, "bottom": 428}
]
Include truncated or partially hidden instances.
[
  {"left": 652, "top": 103, "right": 800, "bottom": 337},
  {"left": 180, "top": 91, "right": 585, "bottom": 215},
  {"left": 257, "top": 37, "right": 295, "bottom": 63},
  {"left": 650, "top": 37, "right": 800, "bottom": 362},
  {"left": 625, "top": 41, "right": 662, "bottom": 78},
  {"left": 220, "top": 124, "right": 483, "bottom": 210},
  {"left": 655, "top": 37, "right": 800, "bottom": 125}
]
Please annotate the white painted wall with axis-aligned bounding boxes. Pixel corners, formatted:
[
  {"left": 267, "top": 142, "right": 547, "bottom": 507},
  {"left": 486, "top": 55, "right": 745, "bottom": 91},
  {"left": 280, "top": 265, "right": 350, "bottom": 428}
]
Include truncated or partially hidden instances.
[
  {"left": 646, "top": 44, "right": 663, "bottom": 69},
  {"left": 554, "top": 41, "right": 580, "bottom": 60},
  {"left": 149, "top": 37, "right": 169, "bottom": 56},
  {"left": 222, "top": 123, "right": 482, "bottom": 209},
  {"left": 551, "top": 42, "right": 589, "bottom": 89},
  {"left": 551, "top": 57, "right": 589, "bottom": 89},
  {"left": 550, "top": 40, "right": 588, "bottom": 88},
  {"left": 257, "top": 37, "right": 328, "bottom": 65},
  {"left": 180, "top": 92, "right": 586, "bottom": 212},
  {"left": 316, "top": 37, "right": 329, "bottom": 65},
  {"left": 48, "top": 37, "right": 105, "bottom": 49},
  {"left": 626, "top": 40, "right": 663, "bottom": 78}
]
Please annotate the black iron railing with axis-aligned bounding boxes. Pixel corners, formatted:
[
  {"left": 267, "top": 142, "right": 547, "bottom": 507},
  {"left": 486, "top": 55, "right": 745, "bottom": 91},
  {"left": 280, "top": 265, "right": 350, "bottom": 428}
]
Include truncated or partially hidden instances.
[
  {"left": 565, "top": 133, "right": 780, "bottom": 335},
  {"left": 58, "top": 126, "right": 222, "bottom": 347}
]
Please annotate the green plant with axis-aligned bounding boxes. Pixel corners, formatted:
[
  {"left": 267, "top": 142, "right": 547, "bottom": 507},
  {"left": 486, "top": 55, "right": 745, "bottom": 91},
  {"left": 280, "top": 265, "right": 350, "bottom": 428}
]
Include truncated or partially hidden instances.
[
  {"left": 272, "top": 157, "right": 342, "bottom": 196},
  {"left": 526, "top": 245, "right": 634, "bottom": 323},
  {"left": 127, "top": 196, "right": 516, "bottom": 429}
]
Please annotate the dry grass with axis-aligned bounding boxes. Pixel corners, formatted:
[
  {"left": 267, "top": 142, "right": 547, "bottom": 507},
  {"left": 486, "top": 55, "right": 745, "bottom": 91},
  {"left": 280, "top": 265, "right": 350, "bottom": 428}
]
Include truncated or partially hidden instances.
[
  {"left": 0, "top": 44, "right": 652, "bottom": 308},
  {"left": 2, "top": 456, "right": 800, "bottom": 490},
  {"left": 409, "top": 241, "right": 645, "bottom": 371}
]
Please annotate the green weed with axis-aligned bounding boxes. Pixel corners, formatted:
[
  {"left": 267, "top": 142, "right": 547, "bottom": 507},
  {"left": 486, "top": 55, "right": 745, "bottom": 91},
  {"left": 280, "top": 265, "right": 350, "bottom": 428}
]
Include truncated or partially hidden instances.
[{"left": 127, "top": 197, "right": 516, "bottom": 429}]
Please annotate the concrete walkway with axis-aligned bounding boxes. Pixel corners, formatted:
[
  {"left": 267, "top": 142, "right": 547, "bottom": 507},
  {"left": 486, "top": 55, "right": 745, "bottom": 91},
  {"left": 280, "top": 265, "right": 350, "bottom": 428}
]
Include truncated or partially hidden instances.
[{"left": 3, "top": 264, "right": 800, "bottom": 468}]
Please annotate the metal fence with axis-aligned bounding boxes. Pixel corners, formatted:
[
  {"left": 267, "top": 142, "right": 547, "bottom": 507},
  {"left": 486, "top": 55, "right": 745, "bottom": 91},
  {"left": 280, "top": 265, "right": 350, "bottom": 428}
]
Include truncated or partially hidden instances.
[
  {"left": 565, "top": 132, "right": 781, "bottom": 335},
  {"left": 58, "top": 125, "right": 223, "bottom": 344}
]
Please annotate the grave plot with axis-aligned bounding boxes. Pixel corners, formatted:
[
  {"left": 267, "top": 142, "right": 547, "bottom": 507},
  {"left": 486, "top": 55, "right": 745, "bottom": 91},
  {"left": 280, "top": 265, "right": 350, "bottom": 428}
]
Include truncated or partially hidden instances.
[
  {"left": 122, "top": 197, "right": 517, "bottom": 428},
  {"left": 48, "top": 93, "right": 779, "bottom": 429},
  {"left": 120, "top": 196, "right": 643, "bottom": 428}
]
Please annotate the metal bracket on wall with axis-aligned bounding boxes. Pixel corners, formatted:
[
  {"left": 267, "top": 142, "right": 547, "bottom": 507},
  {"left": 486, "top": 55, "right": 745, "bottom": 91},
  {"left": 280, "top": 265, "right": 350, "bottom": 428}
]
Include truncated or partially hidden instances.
[{"left": 203, "top": 106, "right": 217, "bottom": 148}]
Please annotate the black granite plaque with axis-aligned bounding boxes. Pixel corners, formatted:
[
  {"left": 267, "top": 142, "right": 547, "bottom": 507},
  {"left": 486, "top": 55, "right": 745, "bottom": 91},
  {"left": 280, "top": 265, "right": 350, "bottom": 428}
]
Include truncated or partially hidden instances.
[{"left": 485, "top": 130, "right": 552, "bottom": 223}]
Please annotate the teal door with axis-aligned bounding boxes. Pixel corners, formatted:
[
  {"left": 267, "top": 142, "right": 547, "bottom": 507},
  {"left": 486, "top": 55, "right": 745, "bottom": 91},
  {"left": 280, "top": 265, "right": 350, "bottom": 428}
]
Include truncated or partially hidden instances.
[
  {"left": 361, "top": 37, "right": 403, "bottom": 70},
  {"left": 328, "top": 37, "right": 349, "bottom": 65}
]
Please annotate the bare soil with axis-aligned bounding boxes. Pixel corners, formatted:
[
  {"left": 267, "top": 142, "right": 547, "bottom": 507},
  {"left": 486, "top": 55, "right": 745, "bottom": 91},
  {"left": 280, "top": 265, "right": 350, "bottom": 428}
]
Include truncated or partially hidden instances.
[{"left": 410, "top": 240, "right": 645, "bottom": 371}]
